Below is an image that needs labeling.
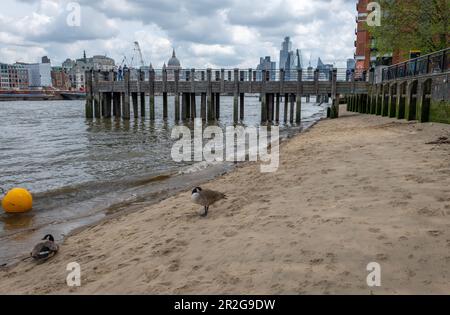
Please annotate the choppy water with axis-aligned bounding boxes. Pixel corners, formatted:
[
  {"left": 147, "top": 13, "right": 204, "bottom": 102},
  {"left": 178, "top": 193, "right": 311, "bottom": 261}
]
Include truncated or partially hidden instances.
[{"left": 0, "top": 95, "right": 326, "bottom": 265}]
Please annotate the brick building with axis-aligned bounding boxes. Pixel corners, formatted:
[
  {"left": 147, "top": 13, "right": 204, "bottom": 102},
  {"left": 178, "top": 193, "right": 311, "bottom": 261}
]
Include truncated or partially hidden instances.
[
  {"left": 354, "top": 0, "right": 372, "bottom": 74},
  {"left": 51, "top": 67, "right": 71, "bottom": 90}
]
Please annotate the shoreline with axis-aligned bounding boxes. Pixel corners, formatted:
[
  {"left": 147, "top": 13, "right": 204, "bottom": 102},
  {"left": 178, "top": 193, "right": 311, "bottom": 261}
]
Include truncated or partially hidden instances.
[
  {"left": 0, "top": 108, "right": 325, "bottom": 266},
  {"left": 1, "top": 106, "right": 450, "bottom": 294}
]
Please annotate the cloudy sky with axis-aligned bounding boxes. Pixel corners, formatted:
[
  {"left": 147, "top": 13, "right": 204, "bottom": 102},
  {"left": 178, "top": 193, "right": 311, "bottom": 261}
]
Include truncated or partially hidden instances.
[{"left": 0, "top": 0, "right": 357, "bottom": 69}]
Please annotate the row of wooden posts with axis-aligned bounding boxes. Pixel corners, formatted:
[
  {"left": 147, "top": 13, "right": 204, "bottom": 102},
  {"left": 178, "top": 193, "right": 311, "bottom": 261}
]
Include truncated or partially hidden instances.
[
  {"left": 86, "top": 67, "right": 341, "bottom": 123},
  {"left": 86, "top": 91, "right": 333, "bottom": 124}
]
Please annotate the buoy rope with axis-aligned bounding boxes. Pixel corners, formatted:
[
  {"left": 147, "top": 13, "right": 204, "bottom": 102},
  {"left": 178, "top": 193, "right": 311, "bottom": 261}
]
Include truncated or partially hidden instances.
[{"left": 0, "top": 187, "right": 4, "bottom": 195}]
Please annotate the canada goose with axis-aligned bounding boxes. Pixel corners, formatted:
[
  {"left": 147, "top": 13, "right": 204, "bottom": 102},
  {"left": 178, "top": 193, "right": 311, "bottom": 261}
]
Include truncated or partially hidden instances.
[
  {"left": 191, "top": 187, "right": 226, "bottom": 217},
  {"left": 31, "top": 234, "right": 59, "bottom": 262}
]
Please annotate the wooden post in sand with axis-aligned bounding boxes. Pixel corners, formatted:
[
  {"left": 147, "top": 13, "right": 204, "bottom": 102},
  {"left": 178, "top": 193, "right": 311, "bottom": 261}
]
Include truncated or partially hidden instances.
[{"left": 330, "top": 68, "right": 339, "bottom": 118}]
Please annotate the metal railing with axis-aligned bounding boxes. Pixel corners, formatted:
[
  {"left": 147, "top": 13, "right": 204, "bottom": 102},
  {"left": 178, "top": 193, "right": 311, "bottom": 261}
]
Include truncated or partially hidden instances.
[
  {"left": 94, "top": 68, "right": 358, "bottom": 83},
  {"left": 382, "top": 47, "right": 449, "bottom": 82}
]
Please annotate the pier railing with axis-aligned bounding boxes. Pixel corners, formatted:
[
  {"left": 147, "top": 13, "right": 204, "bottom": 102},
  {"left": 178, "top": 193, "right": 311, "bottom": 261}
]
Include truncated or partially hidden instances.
[
  {"left": 382, "top": 47, "right": 449, "bottom": 82},
  {"left": 98, "top": 68, "right": 357, "bottom": 83}
]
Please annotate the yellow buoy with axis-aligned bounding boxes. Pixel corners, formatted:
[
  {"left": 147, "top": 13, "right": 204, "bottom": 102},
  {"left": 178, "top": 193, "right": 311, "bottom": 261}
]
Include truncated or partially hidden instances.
[{"left": 1, "top": 188, "right": 33, "bottom": 213}]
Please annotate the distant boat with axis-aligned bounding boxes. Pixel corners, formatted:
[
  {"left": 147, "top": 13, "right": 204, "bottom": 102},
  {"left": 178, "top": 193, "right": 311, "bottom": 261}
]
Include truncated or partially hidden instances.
[{"left": 60, "top": 92, "right": 86, "bottom": 100}]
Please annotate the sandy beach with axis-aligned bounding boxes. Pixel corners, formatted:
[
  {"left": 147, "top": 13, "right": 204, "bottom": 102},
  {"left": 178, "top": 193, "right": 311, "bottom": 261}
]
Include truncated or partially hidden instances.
[{"left": 1, "top": 105, "right": 449, "bottom": 294}]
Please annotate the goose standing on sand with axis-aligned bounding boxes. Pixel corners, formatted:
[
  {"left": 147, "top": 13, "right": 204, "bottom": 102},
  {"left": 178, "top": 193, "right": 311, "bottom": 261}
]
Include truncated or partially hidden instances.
[
  {"left": 191, "top": 187, "right": 226, "bottom": 217},
  {"left": 31, "top": 234, "right": 59, "bottom": 262}
]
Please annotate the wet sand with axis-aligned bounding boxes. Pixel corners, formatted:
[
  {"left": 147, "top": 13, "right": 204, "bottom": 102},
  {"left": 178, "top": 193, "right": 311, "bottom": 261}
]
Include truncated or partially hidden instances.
[{"left": 1, "top": 106, "right": 450, "bottom": 294}]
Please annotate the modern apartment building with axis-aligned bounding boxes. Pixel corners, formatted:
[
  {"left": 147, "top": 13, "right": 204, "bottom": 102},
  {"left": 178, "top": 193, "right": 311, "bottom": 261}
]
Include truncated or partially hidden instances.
[
  {"left": 0, "top": 63, "right": 10, "bottom": 89},
  {"left": 0, "top": 63, "right": 29, "bottom": 90}
]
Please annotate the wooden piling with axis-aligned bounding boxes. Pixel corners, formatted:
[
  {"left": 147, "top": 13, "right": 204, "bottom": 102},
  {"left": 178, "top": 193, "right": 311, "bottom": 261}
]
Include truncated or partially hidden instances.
[
  {"left": 85, "top": 94, "right": 93, "bottom": 118},
  {"left": 268, "top": 94, "right": 274, "bottom": 122},
  {"left": 207, "top": 69, "right": 213, "bottom": 121},
  {"left": 162, "top": 67, "right": 168, "bottom": 119},
  {"left": 296, "top": 69, "right": 302, "bottom": 123},
  {"left": 290, "top": 94, "right": 295, "bottom": 124},
  {"left": 284, "top": 93, "right": 288, "bottom": 123},
  {"left": 296, "top": 94, "right": 302, "bottom": 123},
  {"left": 330, "top": 69, "right": 339, "bottom": 118},
  {"left": 85, "top": 70, "right": 94, "bottom": 118},
  {"left": 215, "top": 93, "right": 220, "bottom": 120},
  {"left": 140, "top": 93, "right": 145, "bottom": 117},
  {"left": 275, "top": 93, "right": 280, "bottom": 122},
  {"left": 132, "top": 93, "right": 138, "bottom": 118},
  {"left": 182, "top": 93, "right": 187, "bottom": 120},
  {"left": 239, "top": 93, "right": 244, "bottom": 121},
  {"left": 174, "top": 69, "right": 180, "bottom": 122},
  {"left": 261, "top": 70, "right": 267, "bottom": 123},
  {"left": 94, "top": 93, "right": 101, "bottom": 118},
  {"left": 163, "top": 92, "right": 168, "bottom": 119},
  {"left": 233, "top": 69, "right": 239, "bottom": 123},
  {"left": 105, "top": 92, "right": 112, "bottom": 118},
  {"left": 190, "top": 93, "right": 196, "bottom": 118},
  {"left": 113, "top": 92, "right": 121, "bottom": 117},
  {"left": 123, "top": 71, "right": 130, "bottom": 119},
  {"left": 186, "top": 92, "right": 191, "bottom": 119},
  {"left": 261, "top": 94, "right": 267, "bottom": 123},
  {"left": 201, "top": 93, "right": 206, "bottom": 120},
  {"left": 101, "top": 93, "right": 106, "bottom": 117},
  {"left": 139, "top": 70, "right": 145, "bottom": 117},
  {"left": 92, "top": 72, "right": 101, "bottom": 118},
  {"left": 149, "top": 68, "right": 155, "bottom": 120},
  {"left": 175, "top": 93, "right": 180, "bottom": 122}
]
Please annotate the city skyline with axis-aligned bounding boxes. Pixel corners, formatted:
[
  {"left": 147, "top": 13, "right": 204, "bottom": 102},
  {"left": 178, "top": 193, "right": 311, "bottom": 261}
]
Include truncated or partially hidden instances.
[{"left": 0, "top": 0, "right": 356, "bottom": 68}]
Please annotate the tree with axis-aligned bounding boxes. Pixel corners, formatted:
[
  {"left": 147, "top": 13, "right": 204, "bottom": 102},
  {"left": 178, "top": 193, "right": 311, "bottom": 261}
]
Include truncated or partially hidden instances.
[{"left": 367, "top": 0, "right": 449, "bottom": 58}]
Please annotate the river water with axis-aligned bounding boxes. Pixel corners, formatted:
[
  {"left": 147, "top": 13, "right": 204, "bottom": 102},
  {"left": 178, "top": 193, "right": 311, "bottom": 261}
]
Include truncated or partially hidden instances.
[{"left": 0, "top": 95, "right": 327, "bottom": 265}]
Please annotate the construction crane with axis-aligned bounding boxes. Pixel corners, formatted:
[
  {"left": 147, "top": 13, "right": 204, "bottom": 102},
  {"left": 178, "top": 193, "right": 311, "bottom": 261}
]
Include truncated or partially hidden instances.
[
  {"left": 118, "top": 42, "right": 147, "bottom": 70},
  {"left": 133, "top": 41, "right": 145, "bottom": 68}
]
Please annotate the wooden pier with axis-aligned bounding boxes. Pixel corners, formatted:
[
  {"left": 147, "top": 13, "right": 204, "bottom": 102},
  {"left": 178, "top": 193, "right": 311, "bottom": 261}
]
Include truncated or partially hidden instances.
[{"left": 86, "top": 67, "right": 369, "bottom": 123}]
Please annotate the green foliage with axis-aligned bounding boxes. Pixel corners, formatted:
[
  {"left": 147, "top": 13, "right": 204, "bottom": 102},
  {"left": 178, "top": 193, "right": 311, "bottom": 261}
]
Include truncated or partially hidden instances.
[{"left": 368, "top": 0, "right": 449, "bottom": 57}]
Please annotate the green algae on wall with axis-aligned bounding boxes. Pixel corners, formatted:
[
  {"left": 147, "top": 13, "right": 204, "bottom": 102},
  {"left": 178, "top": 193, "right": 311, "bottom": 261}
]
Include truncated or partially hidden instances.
[{"left": 429, "top": 100, "right": 450, "bottom": 124}]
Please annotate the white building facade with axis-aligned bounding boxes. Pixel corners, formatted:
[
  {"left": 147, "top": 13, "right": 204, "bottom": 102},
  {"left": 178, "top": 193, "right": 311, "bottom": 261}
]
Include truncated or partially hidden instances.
[{"left": 25, "top": 63, "right": 52, "bottom": 88}]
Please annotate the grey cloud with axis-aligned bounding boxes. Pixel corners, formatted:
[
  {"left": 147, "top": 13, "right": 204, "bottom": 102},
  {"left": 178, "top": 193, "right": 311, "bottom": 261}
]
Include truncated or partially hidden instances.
[{"left": 1, "top": 0, "right": 357, "bottom": 68}]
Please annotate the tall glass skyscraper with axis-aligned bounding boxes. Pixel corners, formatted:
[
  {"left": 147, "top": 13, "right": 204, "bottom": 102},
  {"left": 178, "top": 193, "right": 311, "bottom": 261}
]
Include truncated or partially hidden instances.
[{"left": 279, "top": 37, "right": 293, "bottom": 70}]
